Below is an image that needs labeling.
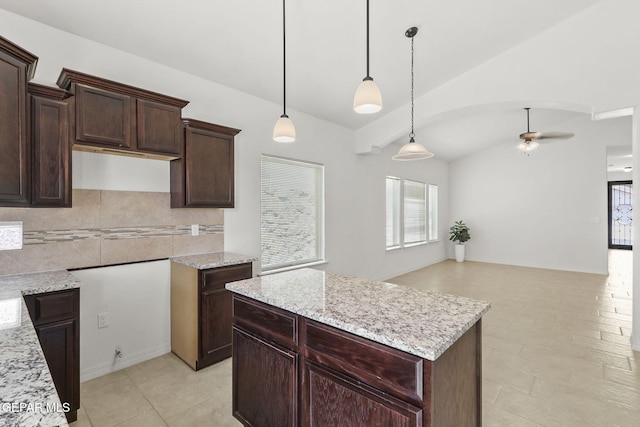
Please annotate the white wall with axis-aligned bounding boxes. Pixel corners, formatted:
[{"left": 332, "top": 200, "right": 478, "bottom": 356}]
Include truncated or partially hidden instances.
[
  {"left": 0, "top": 8, "right": 450, "bottom": 378},
  {"left": 450, "top": 115, "right": 630, "bottom": 274},
  {"left": 71, "top": 261, "right": 170, "bottom": 381}
]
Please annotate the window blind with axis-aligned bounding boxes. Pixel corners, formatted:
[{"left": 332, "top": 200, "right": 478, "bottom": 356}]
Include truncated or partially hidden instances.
[{"left": 261, "top": 155, "right": 324, "bottom": 271}]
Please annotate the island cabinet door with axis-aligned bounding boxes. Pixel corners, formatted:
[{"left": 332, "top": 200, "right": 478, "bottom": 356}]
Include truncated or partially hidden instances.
[{"left": 232, "top": 326, "right": 298, "bottom": 427}]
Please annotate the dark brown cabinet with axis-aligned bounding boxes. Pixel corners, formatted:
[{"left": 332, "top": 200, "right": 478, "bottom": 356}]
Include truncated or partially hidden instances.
[
  {"left": 232, "top": 295, "right": 482, "bottom": 427},
  {"left": 0, "top": 35, "right": 37, "bottom": 207},
  {"left": 24, "top": 288, "right": 80, "bottom": 423},
  {"left": 171, "top": 262, "right": 252, "bottom": 370},
  {"left": 232, "top": 294, "right": 299, "bottom": 426},
  {"left": 171, "top": 119, "right": 240, "bottom": 208},
  {"left": 233, "top": 327, "right": 298, "bottom": 427},
  {"left": 57, "top": 68, "right": 188, "bottom": 159},
  {"left": 28, "top": 83, "right": 72, "bottom": 207}
]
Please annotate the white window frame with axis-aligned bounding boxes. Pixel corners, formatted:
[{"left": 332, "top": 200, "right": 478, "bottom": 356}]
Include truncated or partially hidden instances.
[
  {"left": 260, "top": 155, "right": 325, "bottom": 273},
  {"left": 428, "top": 184, "right": 439, "bottom": 242},
  {"left": 386, "top": 176, "right": 430, "bottom": 250},
  {"left": 386, "top": 176, "right": 402, "bottom": 249}
]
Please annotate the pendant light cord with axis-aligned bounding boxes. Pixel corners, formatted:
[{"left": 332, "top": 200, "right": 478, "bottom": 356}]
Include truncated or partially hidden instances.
[
  {"left": 366, "top": 0, "right": 370, "bottom": 78},
  {"left": 409, "top": 33, "right": 415, "bottom": 139},
  {"left": 282, "top": 0, "right": 287, "bottom": 116}
]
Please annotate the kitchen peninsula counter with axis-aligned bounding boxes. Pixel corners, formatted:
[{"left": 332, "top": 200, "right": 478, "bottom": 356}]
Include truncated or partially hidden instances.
[
  {"left": 0, "top": 270, "right": 81, "bottom": 427},
  {"left": 226, "top": 268, "right": 491, "bottom": 426}
]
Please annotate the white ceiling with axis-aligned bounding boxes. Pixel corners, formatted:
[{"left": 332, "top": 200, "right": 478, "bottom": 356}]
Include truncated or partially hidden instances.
[{"left": 0, "top": 0, "right": 609, "bottom": 160}]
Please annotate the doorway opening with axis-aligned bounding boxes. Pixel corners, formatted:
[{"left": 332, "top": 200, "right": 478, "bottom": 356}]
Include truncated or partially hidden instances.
[{"left": 608, "top": 180, "right": 633, "bottom": 250}]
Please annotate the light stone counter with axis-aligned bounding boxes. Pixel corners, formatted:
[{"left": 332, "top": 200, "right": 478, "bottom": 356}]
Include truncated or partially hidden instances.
[
  {"left": 226, "top": 268, "right": 490, "bottom": 361},
  {"left": 170, "top": 252, "right": 257, "bottom": 270},
  {"left": 0, "top": 270, "right": 81, "bottom": 427}
]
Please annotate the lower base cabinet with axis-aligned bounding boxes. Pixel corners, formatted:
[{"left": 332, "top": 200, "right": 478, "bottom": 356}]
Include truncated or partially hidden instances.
[
  {"left": 171, "top": 262, "right": 253, "bottom": 370},
  {"left": 232, "top": 295, "right": 481, "bottom": 427},
  {"left": 24, "top": 288, "right": 80, "bottom": 423}
]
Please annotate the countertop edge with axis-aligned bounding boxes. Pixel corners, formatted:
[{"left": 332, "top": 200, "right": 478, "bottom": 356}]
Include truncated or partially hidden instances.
[
  {"left": 170, "top": 251, "right": 258, "bottom": 270},
  {"left": 226, "top": 271, "right": 491, "bottom": 361}
]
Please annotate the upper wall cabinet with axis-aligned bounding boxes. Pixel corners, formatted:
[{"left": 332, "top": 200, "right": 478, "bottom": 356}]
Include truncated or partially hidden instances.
[
  {"left": 171, "top": 119, "right": 241, "bottom": 208},
  {"left": 0, "top": 36, "right": 38, "bottom": 207},
  {"left": 28, "top": 83, "right": 72, "bottom": 207},
  {"left": 57, "top": 69, "right": 189, "bottom": 159}
]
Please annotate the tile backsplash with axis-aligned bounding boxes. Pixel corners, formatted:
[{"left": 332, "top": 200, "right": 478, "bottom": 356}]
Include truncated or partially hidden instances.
[{"left": 0, "top": 190, "right": 224, "bottom": 275}]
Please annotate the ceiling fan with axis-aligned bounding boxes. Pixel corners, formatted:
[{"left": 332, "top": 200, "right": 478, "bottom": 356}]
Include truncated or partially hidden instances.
[{"left": 517, "top": 107, "right": 574, "bottom": 152}]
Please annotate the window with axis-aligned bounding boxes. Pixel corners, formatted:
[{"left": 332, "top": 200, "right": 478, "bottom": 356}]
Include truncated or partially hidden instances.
[
  {"left": 261, "top": 155, "right": 325, "bottom": 272},
  {"left": 386, "top": 176, "right": 401, "bottom": 248},
  {"left": 428, "top": 184, "right": 439, "bottom": 241},
  {"left": 386, "top": 176, "right": 431, "bottom": 249},
  {"left": 403, "top": 180, "right": 427, "bottom": 245}
]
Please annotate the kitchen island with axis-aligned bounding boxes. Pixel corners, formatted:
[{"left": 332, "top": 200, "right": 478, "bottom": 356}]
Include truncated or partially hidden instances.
[{"left": 226, "top": 268, "right": 490, "bottom": 427}]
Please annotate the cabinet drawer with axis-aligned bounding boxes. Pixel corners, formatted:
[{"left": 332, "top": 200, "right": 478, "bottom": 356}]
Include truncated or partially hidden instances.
[
  {"left": 302, "top": 319, "right": 424, "bottom": 405},
  {"left": 201, "top": 263, "right": 252, "bottom": 290},
  {"left": 233, "top": 296, "right": 297, "bottom": 350},
  {"left": 24, "top": 288, "right": 79, "bottom": 326}
]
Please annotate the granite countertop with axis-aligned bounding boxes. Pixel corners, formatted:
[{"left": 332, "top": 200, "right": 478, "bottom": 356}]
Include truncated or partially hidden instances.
[
  {"left": 170, "top": 251, "right": 258, "bottom": 270},
  {"left": 226, "top": 268, "right": 490, "bottom": 361},
  {"left": 0, "top": 270, "right": 82, "bottom": 427}
]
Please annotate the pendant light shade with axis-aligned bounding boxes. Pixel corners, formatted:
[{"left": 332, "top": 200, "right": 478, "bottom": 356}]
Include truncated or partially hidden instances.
[
  {"left": 354, "top": 78, "right": 382, "bottom": 114},
  {"left": 353, "top": 0, "right": 382, "bottom": 114},
  {"left": 273, "top": 114, "right": 296, "bottom": 143},
  {"left": 273, "top": 0, "right": 296, "bottom": 142},
  {"left": 393, "top": 137, "right": 434, "bottom": 161},
  {"left": 393, "top": 26, "right": 433, "bottom": 161}
]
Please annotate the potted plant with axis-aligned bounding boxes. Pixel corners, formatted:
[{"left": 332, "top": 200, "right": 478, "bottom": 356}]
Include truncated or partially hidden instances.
[{"left": 449, "top": 220, "right": 470, "bottom": 262}]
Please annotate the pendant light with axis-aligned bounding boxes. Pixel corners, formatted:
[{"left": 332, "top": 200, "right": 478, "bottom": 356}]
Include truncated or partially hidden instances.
[
  {"left": 273, "top": 0, "right": 295, "bottom": 142},
  {"left": 353, "top": 0, "right": 382, "bottom": 114},
  {"left": 393, "top": 27, "right": 434, "bottom": 161}
]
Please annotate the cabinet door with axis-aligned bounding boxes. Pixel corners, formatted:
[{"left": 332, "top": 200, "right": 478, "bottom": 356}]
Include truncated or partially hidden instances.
[
  {"left": 35, "top": 318, "right": 80, "bottom": 421},
  {"left": 184, "top": 126, "right": 234, "bottom": 207},
  {"left": 75, "top": 84, "right": 132, "bottom": 148},
  {"left": 31, "top": 94, "right": 71, "bottom": 206},
  {"left": 0, "top": 49, "right": 29, "bottom": 206},
  {"left": 304, "top": 362, "right": 422, "bottom": 427},
  {"left": 198, "top": 263, "right": 252, "bottom": 368},
  {"left": 233, "top": 327, "right": 297, "bottom": 427},
  {"left": 136, "top": 99, "right": 182, "bottom": 155},
  {"left": 200, "top": 288, "right": 233, "bottom": 363}
]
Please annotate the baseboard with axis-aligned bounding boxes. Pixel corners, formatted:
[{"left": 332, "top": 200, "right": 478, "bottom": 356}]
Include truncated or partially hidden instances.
[
  {"left": 632, "top": 334, "right": 640, "bottom": 352},
  {"left": 80, "top": 343, "right": 171, "bottom": 382},
  {"left": 380, "top": 256, "right": 449, "bottom": 282}
]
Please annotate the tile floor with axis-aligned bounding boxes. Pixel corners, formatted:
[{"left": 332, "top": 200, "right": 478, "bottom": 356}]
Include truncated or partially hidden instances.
[{"left": 71, "top": 250, "right": 639, "bottom": 426}]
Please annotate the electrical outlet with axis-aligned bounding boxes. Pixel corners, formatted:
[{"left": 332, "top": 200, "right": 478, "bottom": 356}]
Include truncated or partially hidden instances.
[
  {"left": 115, "top": 346, "right": 124, "bottom": 359},
  {"left": 191, "top": 224, "right": 199, "bottom": 236},
  {"left": 0, "top": 221, "right": 23, "bottom": 251},
  {"left": 97, "top": 312, "right": 109, "bottom": 329}
]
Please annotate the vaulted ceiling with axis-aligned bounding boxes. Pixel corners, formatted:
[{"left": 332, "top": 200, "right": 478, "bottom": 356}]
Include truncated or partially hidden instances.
[{"left": 0, "top": 0, "right": 609, "bottom": 159}]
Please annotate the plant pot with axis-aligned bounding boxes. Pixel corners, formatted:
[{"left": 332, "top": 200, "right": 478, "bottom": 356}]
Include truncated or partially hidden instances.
[{"left": 454, "top": 244, "right": 465, "bottom": 262}]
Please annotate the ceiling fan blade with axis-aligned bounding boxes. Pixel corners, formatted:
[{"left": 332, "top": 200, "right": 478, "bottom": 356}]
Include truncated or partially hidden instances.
[{"left": 537, "top": 131, "right": 574, "bottom": 140}]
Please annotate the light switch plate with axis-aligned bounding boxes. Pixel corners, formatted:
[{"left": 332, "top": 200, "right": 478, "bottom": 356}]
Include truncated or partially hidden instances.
[{"left": 0, "top": 221, "right": 23, "bottom": 251}]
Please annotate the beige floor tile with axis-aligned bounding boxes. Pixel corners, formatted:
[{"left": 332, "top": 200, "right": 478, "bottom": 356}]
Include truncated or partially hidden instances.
[
  {"left": 482, "top": 404, "right": 541, "bottom": 427},
  {"left": 114, "top": 409, "right": 168, "bottom": 427},
  {"left": 81, "top": 372, "right": 152, "bottom": 427},
  {"left": 123, "top": 354, "right": 175, "bottom": 386},
  {"left": 76, "top": 250, "right": 638, "bottom": 427}
]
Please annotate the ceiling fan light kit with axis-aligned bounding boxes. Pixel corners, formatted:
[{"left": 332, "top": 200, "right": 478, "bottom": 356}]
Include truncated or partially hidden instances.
[
  {"left": 517, "top": 107, "right": 574, "bottom": 153},
  {"left": 392, "top": 26, "right": 434, "bottom": 161},
  {"left": 353, "top": 0, "right": 383, "bottom": 114},
  {"left": 273, "top": 0, "right": 296, "bottom": 143}
]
